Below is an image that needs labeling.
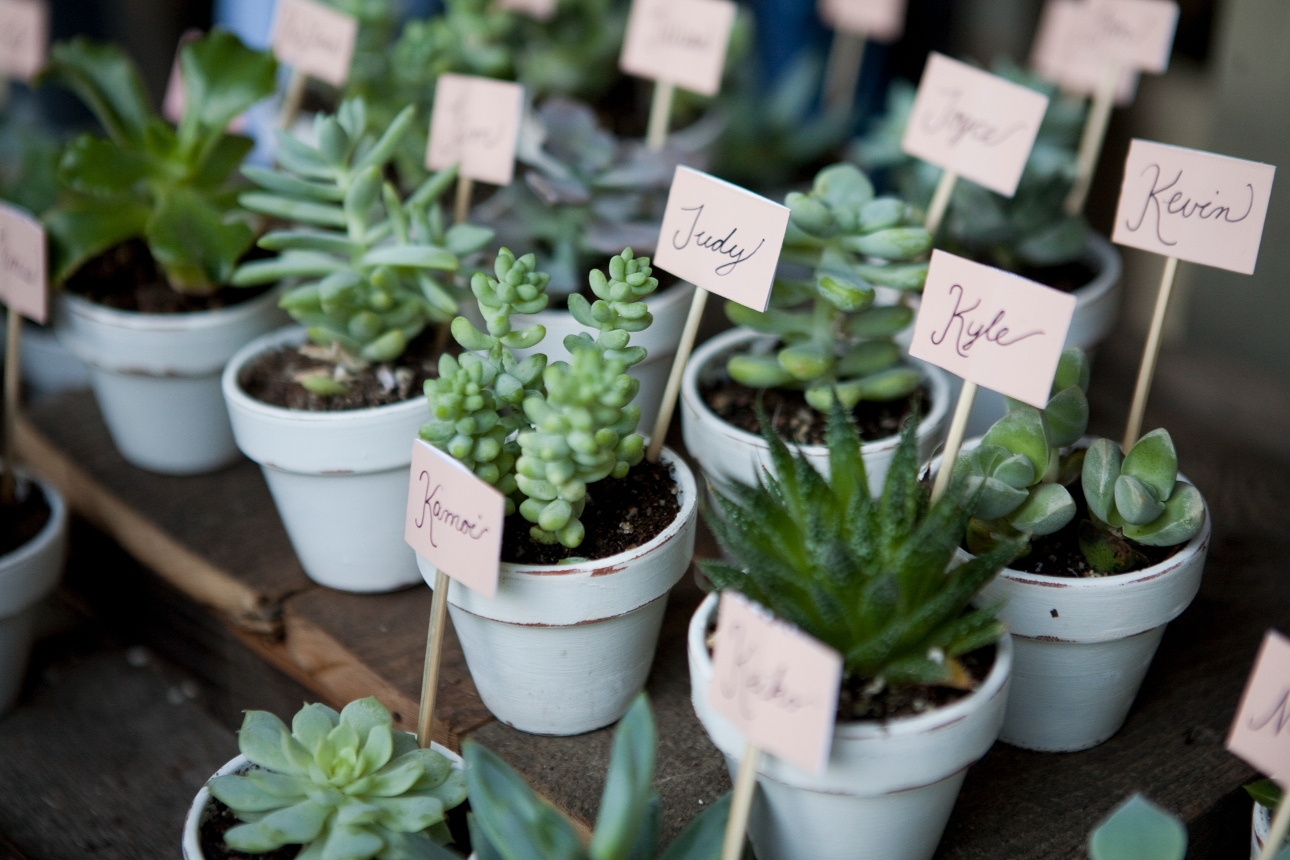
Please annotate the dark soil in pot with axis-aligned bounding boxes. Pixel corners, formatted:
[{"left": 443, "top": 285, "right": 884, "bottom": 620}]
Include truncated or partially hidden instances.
[
  {"left": 0, "top": 480, "right": 50, "bottom": 557},
  {"left": 1014, "top": 258, "right": 1100, "bottom": 295},
  {"left": 65, "top": 240, "right": 272, "bottom": 314},
  {"left": 701, "top": 379, "right": 928, "bottom": 446}
]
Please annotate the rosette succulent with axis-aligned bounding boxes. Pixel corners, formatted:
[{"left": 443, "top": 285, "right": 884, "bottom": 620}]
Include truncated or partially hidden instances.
[{"left": 208, "top": 697, "right": 466, "bottom": 859}]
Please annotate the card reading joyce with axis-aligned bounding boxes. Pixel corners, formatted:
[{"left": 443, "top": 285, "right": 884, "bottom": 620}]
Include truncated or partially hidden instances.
[
  {"left": 271, "top": 0, "right": 358, "bottom": 88},
  {"left": 817, "top": 0, "right": 907, "bottom": 43},
  {"left": 1112, "top": 139, "right": 1276, "bottom": 275},
  {"left": 901, "top": 53, "right": 1049, "bottom": 198},
  {"left": 709, "top": 591, "right": 842, "bottom": 775},
  {"left": 0, "top": 203, "right": 46, "bottom": 324},
  {"left": 1227, "top": 630, "right": 1290, "bottom": 784},
  {"left": 652, "top": 166, "right": 790, "bottom": 313},
  {"left": 619, "top": 0, "right": 737, "bottom": 97},
  {"left": 426, "top": 75, "right": 524, "bottom": 187},
  {"left": 0, "top": 0, "right": 47, "bottom": 82},
  {"left": 1030, "top": 0, "right": 1139, "bottom": 105},
  {"left": 496, "top": 0, "right": 557, "bottom": 19},
  {"left": 910, "top": 250, "right": 1075, "bottom": 408},
  {"left": 405, "top": 439, "right": 505, "bottom": 600}
]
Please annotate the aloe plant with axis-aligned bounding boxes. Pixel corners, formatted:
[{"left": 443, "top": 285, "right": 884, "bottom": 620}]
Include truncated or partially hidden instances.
[
  {"left": 38, "top": 31, "right": 277, "bottom": 294},
  {"left": 1088, "top": 795, "right": 1186, "bottom": 860},
  {"left": 724, "top": 162, "right": 931, "bottom": 414}
]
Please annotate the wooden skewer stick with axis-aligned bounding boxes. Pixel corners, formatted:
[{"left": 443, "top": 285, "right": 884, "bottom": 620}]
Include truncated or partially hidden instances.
[
  {"left": 924, "top": 169, "right": 957, "bottom": 237},
  {"left": 454, "top": 176, "right": 475, "bottom": 225},
  {"left": 822, "top": 31, "right": 866, "bottom": 113},
  {"left": 1257, "top": 791, "right": 1290, "bottom": 860},
  {"left": 931, "top": 381, "right": 978, "bottom": 504},
  {"left": 647, "top": 287, "right": 708, "bottom": 463},
  {"left": 1063, "top": 57, "right": 1120, "bottom": 216},
  {"left": 646, "top": 82, "right": 675, "bottom": 153},
  {"left": 1122, "top": 255, "right": 1179, "bottom": 451},
  {"left": 416, "top": 568, "right": 451, "bottom": 748},
  {"left": 1, "top": 308, "right": 20, "bottom": 505},
  {"left": 719, "top": 743, "right": 761, "bottom": 860},
  {"left": 278, "top": 68, "right": 308, "bottom": 131}
]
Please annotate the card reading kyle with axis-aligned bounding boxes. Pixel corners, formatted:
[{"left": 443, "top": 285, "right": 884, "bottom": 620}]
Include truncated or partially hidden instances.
[
  {"left": 817, "top": 0, "right": 907, "bottom": 42},
  {"left": 0, "top": 0, "right": 47, "bottom": 82},
  {"left": 619, "top": 0, "right": 737, "bottom": 97},
  {"left": 1112, "top": 140, "right": 1276, "bottom": 275},
  {"left": 405, "top": 439, "right": 506, "bottom": 600},
  {"left": 1228, "top": 630, "right": 1290, "bottom": 784},
  {"left": 910, "top": 250, "right": 1075, "bottom": 408},
  {"left": 1031, "top": 0, "right": 1139, "bottom": 106},
  {"left": 709, "top": 591, "right": 843, "bottom": 774},
  {"left": 496, "top": 0, "right": 557, "bottom": 19},
  {"left": 426, "top": 74, "right": 525, "bottom": 187},
  {"left": 271, "top": 0, "right": 359, "bottom": 88},
  {"left": 652, "top": 166, "right": 790, "bottom": 313},
  {"left": 0, "top": 203, "right": 47, "bottom": 324}
]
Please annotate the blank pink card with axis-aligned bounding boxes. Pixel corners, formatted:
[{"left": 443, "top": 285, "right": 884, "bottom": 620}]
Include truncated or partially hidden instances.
[
  {"left": 405, "top": 440, "right": 506, "bottom": 600},
  {"left": 619, "top": 0, "right": 737, "bottom": 97},
  {"left": 1228, "top": 631, "right": 1290, "bottom": 785},
  {"left": 426, "top": 74, "right": 525, "bottom": 186},
  {"left": 0, "top": 203, "right": 46, "bottom": 324},
  {"left": 709, "top": 591, "right": 842, "bottom": 775},
  {"left": 271, "top": 0, "right": 358, "bottom": 87},
  {"left": 910, "top": 250, "right": 1075, "bottom": 408},
  {"left": 901, "top": 52, "right": 1049, "bottom": 198},
  {"left": 817, "top": 0, "right": 906, "bottom": 43},
  {"left": 0, "top": 0, "right": 46, "bottom": 82},
  {"left": 1031, "top": 0, "right": 1140, "bottom": 105},
  {"left": 1085, "top": 0, "right": 1179, "bottom": 74},
  {"left": 1113, "top": 139, "right": 1276, "bottom": 275},
  {"left": 496, "top": 0, "right": 557, "bottom": 18}
]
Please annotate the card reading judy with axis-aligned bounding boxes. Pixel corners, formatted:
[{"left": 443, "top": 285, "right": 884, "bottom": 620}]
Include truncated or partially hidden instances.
[
  {"left": 619, "top": 0, "right": 737, "bottom": 97},
  {"left": 901, "top": 52, "right": 1049, "bottom": 198},
  {"left": 271, "top": 0, "right": 358, "bottom": 88},
  {"left": 909, "top": 250, "right": 1075, "bottom": 408},
  {"left": 0, "top": 203, "right": 47, "bottom": 324},
  {"left": 1112, "top": 139, "right": 1276, "bottom": 275},
  {"left": 405, "top": 440, "right": 505, "bottom": 600},
  {"left": 1227, "top": 630, "right": 1290, "bottom": 784},
  {"left": 426, "top": 74, "right": 524, "bottom": 186},
  {"left": 817, "top": 0, "right": 907, "bottom": 42},
  {"left": 652, "top": 166, "right": 790, "bottom": 313},
  {"left": 709, "top": 591, "right": 842, "bottom": 775},
  {"left": 0, "top": 0, "right": 46, "bottom": 82}
]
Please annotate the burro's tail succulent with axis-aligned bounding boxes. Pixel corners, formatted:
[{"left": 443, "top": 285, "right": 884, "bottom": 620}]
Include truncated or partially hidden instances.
[{"left": 208, "top": 697, "right": 466, "bottom": 860}]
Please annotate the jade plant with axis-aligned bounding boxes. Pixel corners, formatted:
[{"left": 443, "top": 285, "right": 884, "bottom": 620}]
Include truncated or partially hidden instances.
[
  {"left": 422, "top": 247, "right": 656, "bottom": 547},
  {"left": 466, "top": 694, "right": 733, "bottom": 860},
  {"left": 724, "top": 162, "right": 931, "bottom": 413},
  {"left": 208, "top": 697, "right": 466, "bottom": 859},
  {"left": 39, "top": 31, "right": 277, "bottom": 293},
  {"left": 232, "top": 99, "right": 494, "bottom": 392},
  {"left": 702, "top": 400, "right": 1021, "bottom": 691},
  {"left": 1088, "top": 794, "right": 1187, "bottom": 860}
]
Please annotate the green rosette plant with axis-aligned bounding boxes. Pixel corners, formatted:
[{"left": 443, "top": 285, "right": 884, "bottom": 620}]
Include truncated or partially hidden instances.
[
  {"left": 724, "top": 162, "right": 932, "bottom": 413},
  {"left": 208, "top": 697, "right": 466, "bottom": 859},
  {"left": 39, "top": 30, "right": 277, "bottom": 293}
]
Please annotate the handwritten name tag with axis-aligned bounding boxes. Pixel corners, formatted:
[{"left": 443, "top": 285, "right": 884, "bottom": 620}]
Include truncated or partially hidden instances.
[
  {"left": 0, "top": 203, "right": 46, "bottom": 324},
  {"left": 901, "top": 53, "right": 1049, "bottom": 198},
  {"left": 0, "top": 0, "right": 47, "bottom": 82},
  {"left": 652, "top": 166, "right": 789, "bottom": 312},
  {"left": 271, "top": 0, "right": 358, "bottom": 87},
  {"left": 909, "top": 250, "right": 1075, "bottom": 408},
  {"left": 405, "top": 439, "right": 505, "bottom": 599},
  {"left": 425, "top": 74, "right": 524, "bottom": 187},
  {"left": 1112, "top": 139, "right": 1276, "bottom": 275},
  {"left": 619, "top": 0, "right": 737, "bottom": 97},
  {"left": 1085, "top": 0, "right": 1179, "bottom": 74},
  {"left": 817, "top": 0, "right": 906, "bottom": 42},
  {"left": 1031, "top": 0, "right": 1140, "bottom": 105},
  {"left": 1228, "top": 630, "right": 1290, "bottom": 783},
  {"left": 496, "top": 0, "right": 557, "bottom": 19},
  {"left": 709, "top": 591, "right": 842, "bottom": 774}
]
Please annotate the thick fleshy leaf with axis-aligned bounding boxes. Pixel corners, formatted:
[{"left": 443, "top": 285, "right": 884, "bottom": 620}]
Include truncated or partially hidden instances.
[
  {"left": 340, "top": 697, "right": 393, "bottom": 740},
  {"left": 1088, "top": 794, "right": 1186, "bottom": 860},
  {"left": 1123, "top": 482, "right": 1205, "bottom": 547},
  {"left": 178, "top": 29, "right": 277, "bottom": 140},
  {"left": 319, "top": 824, "right": 384, "bottom": 860},
  {"left": 145, "top": 187, "right": 255, "bottom": 293},
  {"left": 369, "top": 794, "right": 446, "bottom": 833},
  {"left": 982, "top": 407, "right": 1049, "bottom": 476},
  {"left": 464, "top": 740, "right": 587, "bottom": 860},
  {"left": 239, "top": 711, "right": 307, "bottom": 775},
  {"left": 778, "top": 343, "right": 833, "bottom": 381},
  {"left": 657, "top": 793, "right": 732, "bottom": 860},
  {"left": 1121, "top": 429, "right": 1177, "bottom": 503},
  {"left": 40, "top": 38, "right": 153, "bottom": 145},
  {"left": 444, "top": 223, "right": 496, "bottom": 256},
  {"left": 349, "top": 753, "right": 424, "bottom": 798},
  {"left": 43, "top": 197, "right": 152, "bottom": 284},
  {"left": 969, "top": 477, "right": 1029, "bottom": 520},
  {"left": 57, "top": 135, "right": 150, "bottom": 196},
  {"left": 1052, "top": 346, "right": 1090, "bottom": 394},
  {"left": 1082, "top": 438, "right": 1122, "bottom": 523},
  {"left": 1008, "top": 483, "right": 1075, "bottom": 536},
  {"left": 293, "top": 703, "right": 340, "bottom": 753},
  {"left": 1114, "top": 474, "right": 1166, "bottom": 526},
  {"left": 590, "top": 695, "right": 656, "bottom": 860},
  {"left": 208, "top": 774, "right": 298, "bottom": 813},
  {"left": 224, "top": 799, "right": 331, "bottom": 852},
  {"left": 846, "top": 304, "right": 914, "bottom": 338},
  {"left": 1043, "top": 385, "right": 1088, "bottom": 448},
  {"left": 362, "top": 245, "right": 458, "bottom": 270}
]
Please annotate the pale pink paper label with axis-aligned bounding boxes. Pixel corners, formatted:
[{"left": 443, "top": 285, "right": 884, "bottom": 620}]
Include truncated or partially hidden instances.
[
  {"left": 708, "top": 591, "right": 842, "bottom": 775},
  {"left": 271, "top": 0, "right": 358, "bottom": 87},
  {"left": 817, "top": 0, "right": 906, "bottom": 42},
  {"left": 425, "top": 74, "right": 524, "bottom": 186},
  {"left": 1085, "top": 0, "right": 1179, "bottom": 74},
  {"left": 901, "top": 52, "right": 1049, "bottom": 198},
  {"left": 1030, "top": 0, "right": 1140, "bottom": 105},
  {"left": 619, "top": 0, "right": 737, "bottom": 97},
  {"left": 909, "top": 250, "right": 1075, "bottom": 408},
  {"left": 0, "top": 0, "right": 47, "bottom": 82},
  {"left": 496, "top": 0, "right": 557, "bottom": 19},
  {"left": 405, "top": 440, "right": 506, "bottom": 599},
  {"left": 1228, "top": 631, "right": 1290, "bottom": 784},
  {"left": 1112, "top": 139, "right": 1276, "bottom": 275},
  {"left": 652, "top": 166, "right": 790, "bottom": 312},
  {"left": 0, "top": 203, "right": 47, "bottom": 324}
]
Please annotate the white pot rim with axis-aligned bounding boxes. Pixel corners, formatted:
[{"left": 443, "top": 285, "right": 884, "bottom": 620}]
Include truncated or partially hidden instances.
[
  {"left": 1076, "top": 233, "right": 1121, "bottom": 309},
  {"left": 0, "top": 473, "right": 66, "bottom": 575},
  {"left": 61, "top": 286, "right": 283, "bottom": 332},
  {"left": 0, "top": 472, "right": 67, "bottom": 618}
]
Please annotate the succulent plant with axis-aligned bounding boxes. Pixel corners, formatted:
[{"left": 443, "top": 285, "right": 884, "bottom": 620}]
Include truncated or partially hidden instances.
[
  {"left": 1087, "top": 794, "right": 1186, "bottom": 860},
  {"left": 466, "top": 694, "right": 734, "bottom": 860},
  {"left": 208, "top": 697, "right": 466, "bottom": 860},
  {"left": 725, "top": 162, "right": 931, "bottom": 413},
  {"left": 702, "top": 398, "right": 1021, "bottom": 691}
]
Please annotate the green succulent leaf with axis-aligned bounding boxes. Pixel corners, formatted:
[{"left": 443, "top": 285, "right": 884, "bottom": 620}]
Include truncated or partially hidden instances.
[
  {"left": 590, "top": 696, "right": 656, "bottom": 860},
  {"left": 1114, "top": 475, "right": 1166, "bottom": 526},
  {"left": 1009, "top": 483, "right": 1076, "bottom": 536},
  {"left": 1043, "top": 385, "right": 1089, "bottom": 448},
  {"left": 1053, "top": 346, "right": 1090, "bottom": 394},
  {"left": 982, "top": 407, "right": 1049, "bottom": 477},
  {"left": 1082, "top": 438, "right": 1122, "bottom": 523},
  {"left": 43, "top": 197, "right": 152, "bottom": 285},
  {"left": 40, "top": 38, "right": 153, "bottom": 145},
  {"left": 145, "top": 187, "right": 255, "bottom": 294},
  {"left": 1088, "top": 794, "right": 1187, "bottom": 860},
  {"left": 177, "top": 28, "right": 277, "bottom": 145},
  {"left": 1121, "top": 429, "right": 1178, "bottom": 503},
  {"left": 1122, "top": 482, "right": 1205, "bottom": 547},
  {"left": 727, "top": 353, "right": 794, "bottom": 388}
]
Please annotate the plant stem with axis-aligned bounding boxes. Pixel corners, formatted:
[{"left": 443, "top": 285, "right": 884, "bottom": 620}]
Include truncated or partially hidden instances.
[
  {"left": 417, "top": 569, "right": 451, "bottom": 748},
  {"left": 1123, "top": 256, "right": 1179, "bottom": 451}
]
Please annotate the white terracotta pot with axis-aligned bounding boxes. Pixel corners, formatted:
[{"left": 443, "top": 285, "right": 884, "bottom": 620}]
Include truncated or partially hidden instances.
[
  {"left": 680, "top": 327, "right": 951, "bottom": 497},
  {"left": 511, "top": 281, "right": 697, "bottom": 435},
  {"left": 0, "top": 474, "right": 68, "bottom": 715},
  {"left": 54, "top": 290, "right": 287, "bottom": 475},
  {"left": 688, "top": 593, "right": 1011, "bottom": 860},
  {"left": 1252, "top": 800, "right": 1286, "bottom": 860},
  {"left": 223, "top": 327, "right": 425, "bottom": 593},
  {"left": 418, "top": 448, "right": 697, "bottom": 736}
]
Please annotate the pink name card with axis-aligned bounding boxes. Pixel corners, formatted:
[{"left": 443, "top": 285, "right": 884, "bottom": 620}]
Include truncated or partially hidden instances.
[
  {"left": 405, "top": 439, "right": 506, "bottom": 600},
  {"left": 425, "top": 74, "right": 524, "bottom": 186},
  {"left": 0, "top": 0, "right": 47, "bottom": 82},
  {"left": 496, "top": 0, "right": 557, "bottom": 19},
  {"left": 0, "top": 203, "right": 47, "bottom": 324},
  {"left": 271, "top": 0, "right": 358, "bottom": 88},
  {"left": 817, "top": 0, "right": 906, "bottom": 42},
  {"left": 653, "top": 166, "right": 790, "bottom": 313},
  {"left": 1085, "top": 0, "right": 1179, "bottom": 74},
  {"left": 619, "top": 0, "right": 737, "bottom": 97},
  {"left": 709, "top": 591, "right": 842, "bottom": 774},
  {"left": 1228, "top": 631, "right": 1290, "bottom": 784},
  {"left": 1031, "top": 0, "right": 1140, "bottom": 105},
  {"left": 910, "top": 250, "right": 1075, "bottom": 408},
  {"left": 901, "top": 52, "right": 1049, "bottom": 198},
  {"left": 1112, "top": 139, "right": 1276, "bottom": 275}
]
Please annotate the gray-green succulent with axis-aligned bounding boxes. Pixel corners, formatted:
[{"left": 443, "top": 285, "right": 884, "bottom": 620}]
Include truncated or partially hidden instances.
[{"left": 1088, "top": 794, "right": 1187, "bottom": 860}]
